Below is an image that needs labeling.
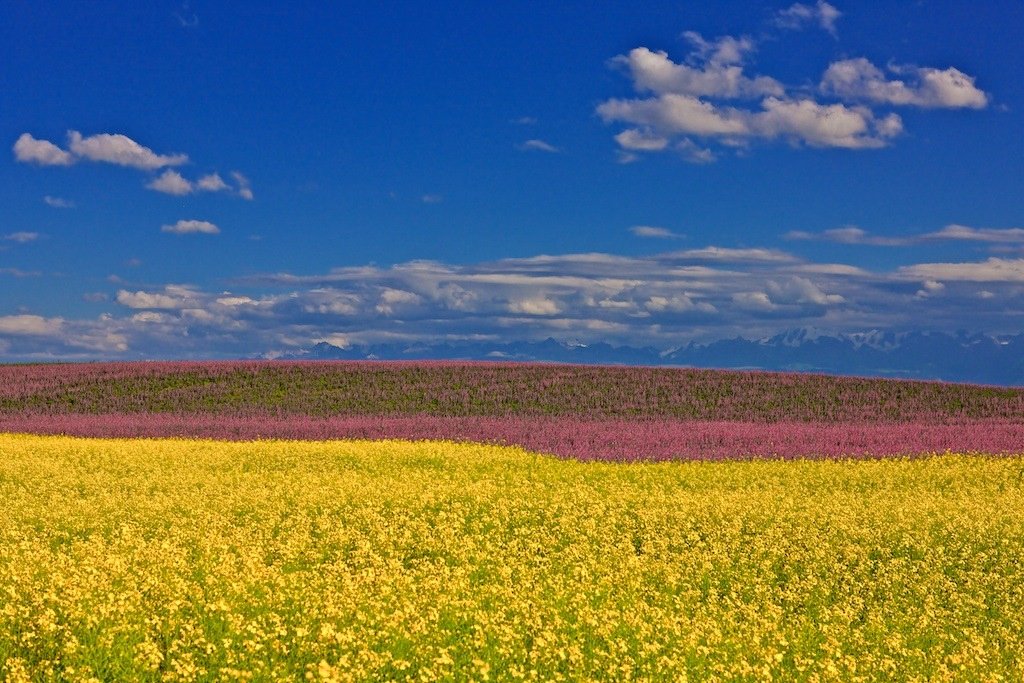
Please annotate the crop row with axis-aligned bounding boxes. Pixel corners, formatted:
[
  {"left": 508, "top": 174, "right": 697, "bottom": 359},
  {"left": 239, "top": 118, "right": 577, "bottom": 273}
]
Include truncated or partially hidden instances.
[
  {"left": 3, "top": 361, "right": 1023, "bottom": 422},
  {"left": 3, "top": 414, "right": 1023, "bottom": 459}
]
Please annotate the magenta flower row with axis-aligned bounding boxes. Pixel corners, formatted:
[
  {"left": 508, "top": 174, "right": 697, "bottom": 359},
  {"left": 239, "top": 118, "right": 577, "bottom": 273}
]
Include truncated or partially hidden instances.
[{"left": 3, "top": 413, "right": 1021, "bottom": 460}]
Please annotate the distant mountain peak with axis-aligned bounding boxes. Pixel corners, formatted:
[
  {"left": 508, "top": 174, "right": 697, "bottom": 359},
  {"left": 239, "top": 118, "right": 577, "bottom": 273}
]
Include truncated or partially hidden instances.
[{"left": 272, "top": 328, "right": 1024, "bottom": 386}]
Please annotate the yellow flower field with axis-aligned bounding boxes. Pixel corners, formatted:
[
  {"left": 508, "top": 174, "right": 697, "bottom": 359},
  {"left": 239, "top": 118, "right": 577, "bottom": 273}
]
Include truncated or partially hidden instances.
[{"left": 1, "top": 434, "right": 1023, "bottom": 682}]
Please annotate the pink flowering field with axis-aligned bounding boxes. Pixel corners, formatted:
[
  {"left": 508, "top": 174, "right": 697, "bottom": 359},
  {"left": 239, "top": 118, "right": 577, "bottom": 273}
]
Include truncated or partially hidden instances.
[{"left": 1, "top": 361, "right": 1022, "bottom": 459}]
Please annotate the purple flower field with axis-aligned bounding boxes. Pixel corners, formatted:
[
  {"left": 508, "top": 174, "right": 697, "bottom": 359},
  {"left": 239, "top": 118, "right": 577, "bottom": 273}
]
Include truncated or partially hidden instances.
[
  {"left": 2, "top": 412, "right": 1022, "bottom": 460},
  {"left": 2, "top": 361, "right": 1023, "bottom": 459}
]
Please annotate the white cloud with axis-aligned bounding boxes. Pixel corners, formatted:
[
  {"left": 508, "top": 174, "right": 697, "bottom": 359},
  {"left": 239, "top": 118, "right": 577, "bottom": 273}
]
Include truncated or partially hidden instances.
[
  {"left": 198, "top": 173, "right": 230, "bottom": 192},
  {"left": 0, "top": 267, "right": 42, "bottom": 278},
  {"left": 375, "top": 288, "right": 422, "bottom": 315},
  {"left": 231, "top": 172, "right": 254, "bottom": 200},
  {"left": 16, "top": 239, "right": 1024, "bottom": 360},
  {"left": 0, "top": 315, "right": 63, "bottom": 336},
  {"left": 767, "top": 276, "right": 845, "bottom": 305},
  {"left": 731, "top": 277, "right": 844, "bottom": 313},
  {"left": 645, "top": 294, "right": 715, "bottom": 314},
  {"left": 784, "top": 226, "right": 912, "bottom": 246},
  {"left": 598, "top": 94, "right": 749, "bottom": 137},
  {"left": 215, "top": 295, "right": 258, "bottom": 307},
  {"left": 508, "top": 297, "right": 561, "bottom": 315},
  {"left": 116, "top": 286, "right": 202, "bottom": 310},
  {"left": 924, "top": 224, "right": 1024, "bottom": 243},
  {"left": 161, "top": 219, "right": 220, "bottom": 235},
  {"left": 786, "top": 224, "right": 1024, "bottom": 246},
  {"left": 821, "top": 58, "right": 988, "bottom": 109},
  {"left": 614, "top": 129, "right": 669, "bottom": 151},
  {"left": 147, "top": 169, "right": 249, "bottom": 198},
  {"left": 732, "top": 291, "right": 777, "bottom": 312},
  {"left": 667, "top": 247, "right": 798, "bottom": 263},
  {"left": 421, "top": 194, "right": 443, "bottom": 204},
  {"left": 915, "top": 280, "right": 946, "bottom": 298},
  {"left": 773, "top": 1, "right": 842, "bottom": 36},
  {"left": 131, "top": 311, "right": 176, "bottom": 324},
  {"left": 899, "top": 258, "right": 1024, "bottom": 283},
  {"left": 630, "top": 225, "right": 682, "bottom": 239},
  {"left": 519, "top": 139, "right": 560, "bottom": 153},
  {"left": 68, "top": 131, "right": 188, "bottom": 169},
  {"left": 681, "top": 32, "right": 756, "bottom": 67},
  {"left": 147, "top": 169, "right": 194, "bottom": 195},
  {"left": 677, "top": 138, "right": 716, "bottom": 163},
  {"left": 599, "top": 11, "right": 985, "bottom": 160},
  {"left": 43, "top": 195, "right": 74, "bottom": 208},
  {"left": 785, "top": 263, "right": 871, "bottom": 276},
  {"left": 14, "top": 130, "right": 251, "bottom": 204},
  {"left": 599, "top": 94, "right": 902, "bottom": 151},
  {"left": 3, "top": 232, "right": 41, "bottom": 243},
  {"left": 612, "top": 44, "right": 783, "bottom": 100},
  {"left": 753, "top": 97, "right": 902, "bottom": 149},
  {"left": 12, "top": 133, "right": 75, "bottom": 166}
]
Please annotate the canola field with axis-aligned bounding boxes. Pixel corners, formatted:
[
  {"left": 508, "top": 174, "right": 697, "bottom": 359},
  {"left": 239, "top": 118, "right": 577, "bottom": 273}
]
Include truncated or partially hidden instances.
[{"left": 2, "top": 434, "right": 1024, "bottom": 682}]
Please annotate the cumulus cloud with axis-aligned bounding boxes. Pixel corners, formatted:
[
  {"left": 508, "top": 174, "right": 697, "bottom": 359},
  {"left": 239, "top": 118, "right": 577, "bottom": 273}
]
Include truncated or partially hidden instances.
[
  {"left": 611, "top": 43, "right": 783, "bottom": 100},
  {"left": 506, "top": 297, "right": 561, "bottom": 316},
  {"left": 13, "top": 130, "right": 251, "bottom": 200},
  {"left": 197, "top": 173, "right": 230, "bottom": 192},
  {"left": 0, "top": 315, "right": 63, "bottom": 336},
  {"left": 630, "top": 225, "right": 682, "bottom": 239},
  {"left": 915, "top": 280, "right": 946, "bottom": 298},
  {"left": 116, "top": 286, "right": 203, "bottom": 310},
  {"left": 773, "top": 1, "right": 842, "bottom": 36},
  {"left": 519, "top": 139, "right": 560, "bottom": 153},
  {"left": 147, "top": 169, "right": 194, "bottom": 195},
  {"left": 598, "top": 94, "right": 746, "bottom": 137},
  {"left": 599, "top": 93, "right": 902, "bottom": 151},
  {"left": 375, "top": 288, "right": 423, "bottom": 315},
  {"left": 147, "top": 169, "right": 250, "bottom": 198},
  {"left": 12, "top": 133, "right": 75, "bottom": 166},
  {"left": 11, "top": 239, "right": 1024, "bottom": 360},
  {"left": 731, "top": 277, "right": 845, "bottom": 315},
  {"left": 821, "top": 58, "right": 989, "bottom": 109},
  {"left": 732, "top": 290, "right": 777, "bottom": 312},
  {"left": 161, "top": 219, "right": 220, "bottom": 235},
  {"left": 599, "top": 10, "right": 985, "bottom": 160},
  {"left": 768, "top": 276, "right": 845, "bottom": 305},
  {"left": 645, "top": 294, "right": 716, "bottom": 314},
  {"left": 614, "top": 129, "right": 669, "bottom": 151},
  {"left": 754, "top": 97, "right": 902, "bottom": 149},
  {"left": 67, "top": 131, "right": 187, "bottom": 169}
]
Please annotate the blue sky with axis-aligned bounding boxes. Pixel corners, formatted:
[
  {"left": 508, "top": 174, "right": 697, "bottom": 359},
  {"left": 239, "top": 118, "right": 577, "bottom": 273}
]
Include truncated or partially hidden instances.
[{"left": 2, "top": 1, "right": 1023, "bottom": 359}]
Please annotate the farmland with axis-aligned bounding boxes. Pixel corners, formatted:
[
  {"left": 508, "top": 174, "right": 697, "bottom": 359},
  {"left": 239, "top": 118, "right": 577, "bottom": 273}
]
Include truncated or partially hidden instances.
[
  {"left": 2, "top": 434, "right": 1023, "bottom": 681},
  {"left": 3, "top": 361, "right": 1024, "bottom": 458}
]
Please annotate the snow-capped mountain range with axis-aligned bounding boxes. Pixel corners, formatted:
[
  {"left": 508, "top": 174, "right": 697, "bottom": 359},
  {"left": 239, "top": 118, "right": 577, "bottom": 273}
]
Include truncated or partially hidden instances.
[{"left": 276, "top": 329, "right": 1024, "bottom": 386}]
